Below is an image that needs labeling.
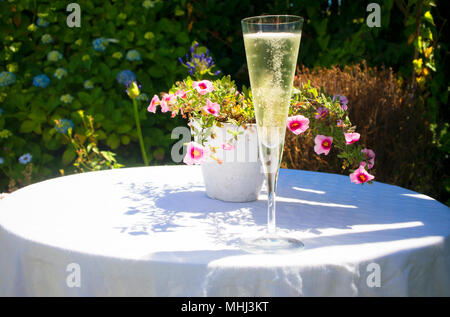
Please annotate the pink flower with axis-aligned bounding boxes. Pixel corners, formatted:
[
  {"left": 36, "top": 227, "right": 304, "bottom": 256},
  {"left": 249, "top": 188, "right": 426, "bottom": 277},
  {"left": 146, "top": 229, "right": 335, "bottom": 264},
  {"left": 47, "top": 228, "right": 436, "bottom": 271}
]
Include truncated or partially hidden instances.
[
  {"left": 193, "top": 80, "right": 214, "bottom": 95},
  {"left": 203, "top": 99, "right": 220, "bottom": 117},
  {"left": 361, "top": 148, "right": 375, "bottom": 169},
  {"left": 160, "top": 94, "right": 175, "bottom": 113},
  {"left": 287, "top": 115, "right": 309, "bottom": 135},
  {"left": 314, "top": 135, "right": 333, "bottom": 155},
  {"left": 183, "top": 142, "right": 208, "bottom": 165},
  {"left": 222, "top": 143, "right": 235, "bottom": 151},
  {"left": 350, "top": 163, "right": 375, "bottom": 184},
  {"left": 344, "top": 132, "right": 360, "bottom": 145},
  {"left": 315, "top": 107, "right": 328, "bottom": 119},
  {"left": 175, "top": 89, "right": 186, "bottom": 99},
  {"left": 147, "top": 94, "right": 160, "bottom": 113}
]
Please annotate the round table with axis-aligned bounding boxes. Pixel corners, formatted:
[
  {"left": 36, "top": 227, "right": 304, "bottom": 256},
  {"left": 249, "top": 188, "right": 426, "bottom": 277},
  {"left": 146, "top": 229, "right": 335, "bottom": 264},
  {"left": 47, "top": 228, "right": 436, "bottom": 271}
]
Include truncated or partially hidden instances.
[{"left": 0, "top": 166, "right": 449, "bottom": 296}]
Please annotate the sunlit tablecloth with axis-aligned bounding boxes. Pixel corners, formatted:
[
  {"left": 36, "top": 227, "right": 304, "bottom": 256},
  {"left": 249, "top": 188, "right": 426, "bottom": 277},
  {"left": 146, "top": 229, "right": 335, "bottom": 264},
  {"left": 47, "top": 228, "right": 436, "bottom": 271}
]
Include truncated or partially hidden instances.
[{"left": 0, "top": 165, "right": 449, "bottom": 296}]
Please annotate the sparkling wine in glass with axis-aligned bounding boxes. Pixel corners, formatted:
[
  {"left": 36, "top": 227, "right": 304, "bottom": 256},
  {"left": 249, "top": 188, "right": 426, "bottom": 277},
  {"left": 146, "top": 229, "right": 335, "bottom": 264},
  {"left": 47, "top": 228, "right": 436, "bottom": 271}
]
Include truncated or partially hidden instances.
[{"left": 241, "top": 15, "right": 304, "bottom": 253}]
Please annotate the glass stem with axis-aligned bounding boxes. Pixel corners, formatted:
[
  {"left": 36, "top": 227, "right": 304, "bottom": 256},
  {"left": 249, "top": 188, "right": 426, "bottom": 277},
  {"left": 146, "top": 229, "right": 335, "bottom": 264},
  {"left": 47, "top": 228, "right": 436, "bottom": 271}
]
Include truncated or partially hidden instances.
[{"left": 266, "top": 171, "right": 277, "bottom": 235}]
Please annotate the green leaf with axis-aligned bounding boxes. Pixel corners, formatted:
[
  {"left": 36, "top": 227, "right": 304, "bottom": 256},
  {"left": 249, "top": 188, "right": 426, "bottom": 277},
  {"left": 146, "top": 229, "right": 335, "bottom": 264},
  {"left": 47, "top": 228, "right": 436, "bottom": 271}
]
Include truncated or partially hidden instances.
[
  {"left": 96, "top": 129, "right": 107, "bottom": 140},
  {"left": 78, "top": 92, "right": 91, "bottom": 105},
  {"left": 148, "top": 65, "right": 165, "bottom": 78},
  {"left": 28, "top": 109, "right": 47, "bottom": 123},
  {"left": 117, "top": 123, "right": 132, "bottom": 134},
  {"left": 174, "top": 7, "right": 185, "bottom": 16},
  {"left": 176, "top": 32, "right": 189, "bottom": 44},
  {"left": 423, "top": 11, "right": 435, "bottom": 26},
  {"left": 106, "top": 133, "right": 120, "bottom": 150},
  {"left": 62, "top": 148, "right": 76, "bottom": 166},
  {"left": 100, "top": 151, "right": 117, "bottom": 162},
  {"left": 42, "top": 154, "right": 54, "bottom": 164},
  {"left": 118, "top": 133, "right": 129, "bottom": 145},
  {"left": 20, "top": 120, "right": 35, "bottom": 133}
]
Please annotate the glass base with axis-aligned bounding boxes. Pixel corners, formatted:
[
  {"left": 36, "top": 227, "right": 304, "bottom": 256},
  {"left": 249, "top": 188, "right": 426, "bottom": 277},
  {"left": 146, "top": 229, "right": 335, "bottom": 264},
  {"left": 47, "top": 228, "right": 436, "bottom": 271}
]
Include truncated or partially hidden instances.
[{"left": 240, "top": 234, "right": 304, "bottom": 254}]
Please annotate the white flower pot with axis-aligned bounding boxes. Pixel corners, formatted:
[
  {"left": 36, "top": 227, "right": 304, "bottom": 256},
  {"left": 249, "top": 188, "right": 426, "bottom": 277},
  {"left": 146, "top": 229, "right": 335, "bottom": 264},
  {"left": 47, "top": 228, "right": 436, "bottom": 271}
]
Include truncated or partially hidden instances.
[{"left": 197, "top": 123, "right": 264, "bottom": 202}]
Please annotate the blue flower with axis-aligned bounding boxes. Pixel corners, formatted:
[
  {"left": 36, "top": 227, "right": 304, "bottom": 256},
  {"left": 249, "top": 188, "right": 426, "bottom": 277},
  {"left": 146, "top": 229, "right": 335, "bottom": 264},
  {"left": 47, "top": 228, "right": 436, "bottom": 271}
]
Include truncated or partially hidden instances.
[
  {"left": 54, "top": 68, "right": 68, "bottom": 80},
  {"left": 0, "top": 71, "right": 16, "bottom": 87},
  {"left": 18, "top": 153, "right": 32, "bottom": 165},
  {"left": 0, "top": 157, "right": 4, "bottom": 165},
  {"left": 84, "top": 80, "right": 94, "bottom": 89},
  {"left": 92, "top": 37, "right": 109, "bottom": 52},
  {"left": 47, "top": 50, "right": 63, "bottom": 62},
  {"left": 116, "top": 70, "right": 136, "bottom": 86},
  {"left": 41, "top": 34, "right": 53, "bottom": 44},
  {"left": 36, "top": 18, "right": 49, "bottom": 27},
  {"left": 178, "top": 43, "right": 220, "bottom": 77},
  {"left": 126, "top": 50, "right": 141, "bottom": 61},
  {"left": 33, "top": 74, "right": 50, "bottom": 88},
  {"left": 55, "top": 119, "right": 74, "bottom": 134}
]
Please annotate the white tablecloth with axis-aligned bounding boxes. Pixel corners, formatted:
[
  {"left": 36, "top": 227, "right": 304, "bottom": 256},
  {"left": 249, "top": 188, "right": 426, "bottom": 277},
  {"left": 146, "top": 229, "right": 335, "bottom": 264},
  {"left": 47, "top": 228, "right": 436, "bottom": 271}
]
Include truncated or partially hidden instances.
[{"left": 0, "top": 166, "right": 449, "bottom": 296}]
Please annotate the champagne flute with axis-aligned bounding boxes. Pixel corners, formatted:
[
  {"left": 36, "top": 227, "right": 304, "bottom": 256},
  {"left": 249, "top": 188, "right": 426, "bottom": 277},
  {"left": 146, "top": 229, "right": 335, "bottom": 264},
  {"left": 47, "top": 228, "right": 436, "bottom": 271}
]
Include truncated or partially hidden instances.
[{"left": 241, "top": 15, "right": 304, "bottom": 253}]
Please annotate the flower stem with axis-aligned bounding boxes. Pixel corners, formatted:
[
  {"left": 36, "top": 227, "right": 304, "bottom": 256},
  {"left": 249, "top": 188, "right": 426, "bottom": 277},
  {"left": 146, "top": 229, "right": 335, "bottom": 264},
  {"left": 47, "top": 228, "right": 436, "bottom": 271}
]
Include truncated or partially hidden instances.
[
  {"left": 0, "top": 166, "right": 11, "bottom": 180},
  {"left": 132, "top": 98, "right": 149, "bottom": 165}
]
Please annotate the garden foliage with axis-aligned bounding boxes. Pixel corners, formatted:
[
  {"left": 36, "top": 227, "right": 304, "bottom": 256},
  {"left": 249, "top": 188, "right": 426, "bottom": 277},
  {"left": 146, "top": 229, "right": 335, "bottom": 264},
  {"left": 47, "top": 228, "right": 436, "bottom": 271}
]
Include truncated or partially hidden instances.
[
  {"left": 0, "top": 0, "right": 447, "bottom": 203},
  {"left": 0, "top": 0, "right": 192, "bottom": 190}
]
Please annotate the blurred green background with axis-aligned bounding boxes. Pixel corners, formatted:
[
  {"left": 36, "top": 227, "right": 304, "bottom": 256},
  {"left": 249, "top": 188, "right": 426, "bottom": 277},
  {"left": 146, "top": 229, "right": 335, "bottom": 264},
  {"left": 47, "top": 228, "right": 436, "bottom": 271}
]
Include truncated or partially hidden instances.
[{"left": 0, "top": 0, "right": 448, "bottom": 204}]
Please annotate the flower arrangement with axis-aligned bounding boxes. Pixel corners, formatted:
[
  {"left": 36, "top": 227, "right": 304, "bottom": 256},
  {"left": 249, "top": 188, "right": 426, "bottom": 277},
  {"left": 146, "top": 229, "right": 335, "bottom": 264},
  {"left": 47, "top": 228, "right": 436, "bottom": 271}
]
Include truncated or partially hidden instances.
[
  {"left": 148, "top": 43, "right": 254, "bottom": 164},
  {"left": 289, "top": 82, "right": 375, "bottom": 184},
  {"left": 147, "top": 43, "right": 375, "bottom": 184}
]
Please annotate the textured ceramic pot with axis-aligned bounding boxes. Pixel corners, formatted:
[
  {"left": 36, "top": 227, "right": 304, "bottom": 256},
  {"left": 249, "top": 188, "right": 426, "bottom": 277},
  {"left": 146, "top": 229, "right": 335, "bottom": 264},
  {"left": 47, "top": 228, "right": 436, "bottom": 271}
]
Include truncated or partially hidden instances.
[{"left": 197, "top": 123, "right": 264, "bottom": 202}]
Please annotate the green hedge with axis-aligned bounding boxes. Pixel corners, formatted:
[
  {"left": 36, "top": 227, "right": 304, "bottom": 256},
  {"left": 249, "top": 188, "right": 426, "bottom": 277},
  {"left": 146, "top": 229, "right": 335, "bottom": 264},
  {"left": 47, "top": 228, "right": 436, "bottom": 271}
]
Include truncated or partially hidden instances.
[{"left": 0, "top": 0, "right": 193, "bottom": 190}]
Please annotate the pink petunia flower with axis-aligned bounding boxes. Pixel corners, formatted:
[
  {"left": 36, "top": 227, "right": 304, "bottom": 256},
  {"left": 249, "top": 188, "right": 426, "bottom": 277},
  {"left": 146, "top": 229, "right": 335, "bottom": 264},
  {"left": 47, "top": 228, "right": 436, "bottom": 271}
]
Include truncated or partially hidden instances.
[
  {"left": 350, "top": 163, "right": 375, "bottom": 184},
  {"left": 160, "top": 94, "right": 175, "bottom": 113},
  {"left": 287, "top": 115, "right": 309, "bottom": 135},
  {"left": 193, "top": 80, "right": 214, "bottom": 95},
  {"left": 183, "top": 142, "right": 208, "bottom": 165},
  {"left": 314, "top": 135, "right": 333, "bottom": 155},
  {"left": 175, "top": 89, "right": 186, "bottom": 99},
  {"left": 315, "top": 107, "right": 328, "bottom": 119},
  {"left": 344, "top": 132, "right": 360, "bottom": 145},
  {"left": 222, "top": 143, "right": 235, "bottom": 151},
  {"left": 361, "top": 148, "right": 375, "bottom": 169},
  {"left": 203, "top": 99, "right": 220, "bottom": 117},
  {"left": 147, "top": 94, "right": 160, "bottom": 113}
]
